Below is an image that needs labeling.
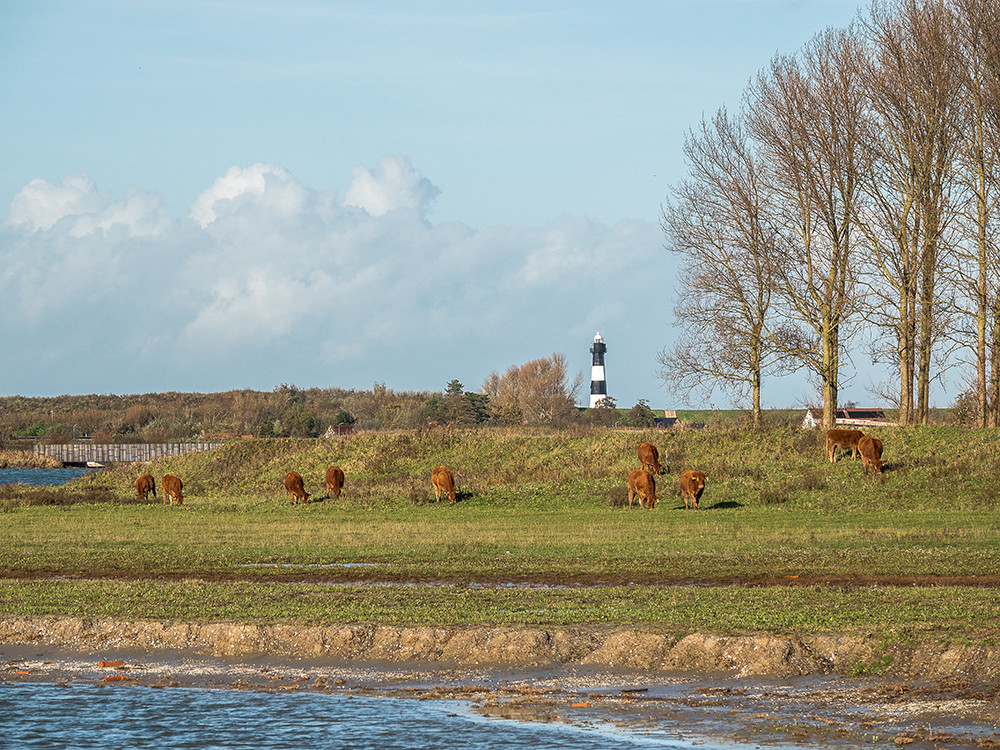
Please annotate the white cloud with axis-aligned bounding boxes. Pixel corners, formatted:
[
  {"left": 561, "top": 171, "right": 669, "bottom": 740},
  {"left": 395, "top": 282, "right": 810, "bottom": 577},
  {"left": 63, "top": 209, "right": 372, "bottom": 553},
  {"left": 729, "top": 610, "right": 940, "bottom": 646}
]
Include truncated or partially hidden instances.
[
  {"left": 6, "top": 174, "right": 106, "bottom": 232},
  {"left": 190, "top": 163, "right": 309, "bottom": 228},
  {"left": 5, "top": 174, "right": 170, "bottom": 238},
  {"left": 75, "top": 187, "right": 172, "bottom": 238},
  {"left": 0, "top": 159, "right": 679, "bottom": 406},
  {"left": 518, "top": 216, "right": 653, "bottom": 286},
  {"left": 179, "top": 268, "right": 334, "bottom": 349},
  {"left": 343, "top": 154, "right": 440, "bottom": 217}
]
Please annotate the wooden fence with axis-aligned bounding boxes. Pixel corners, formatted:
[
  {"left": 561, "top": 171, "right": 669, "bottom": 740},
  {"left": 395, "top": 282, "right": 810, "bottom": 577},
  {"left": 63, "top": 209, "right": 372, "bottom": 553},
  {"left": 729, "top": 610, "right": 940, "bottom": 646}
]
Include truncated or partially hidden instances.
[{"left": 34, "top": 442, "right": 224, "bottom": 466}]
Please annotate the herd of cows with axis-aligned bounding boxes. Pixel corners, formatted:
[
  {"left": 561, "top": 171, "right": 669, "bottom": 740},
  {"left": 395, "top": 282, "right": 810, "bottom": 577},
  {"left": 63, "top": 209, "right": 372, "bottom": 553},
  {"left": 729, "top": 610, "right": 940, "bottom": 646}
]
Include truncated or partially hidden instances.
[
  {"left": 135, "top": 472, "right": 184, "bottom": 504},
  {"left": 825, "top": 428, "right": 884, "bottom": 474},
  {"left": 130, "top": 429, "right": 881, "bottom": 509},
  {"left": 626, "top": 440, "right": 707, "bottom": 510}
]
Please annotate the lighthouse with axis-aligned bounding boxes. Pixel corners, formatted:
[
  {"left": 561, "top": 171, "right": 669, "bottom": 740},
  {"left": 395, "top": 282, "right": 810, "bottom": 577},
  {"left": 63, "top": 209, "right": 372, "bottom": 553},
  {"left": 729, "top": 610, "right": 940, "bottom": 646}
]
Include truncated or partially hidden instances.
[{"left": 589, "top": 331, "right": 608, "bottom": 407}]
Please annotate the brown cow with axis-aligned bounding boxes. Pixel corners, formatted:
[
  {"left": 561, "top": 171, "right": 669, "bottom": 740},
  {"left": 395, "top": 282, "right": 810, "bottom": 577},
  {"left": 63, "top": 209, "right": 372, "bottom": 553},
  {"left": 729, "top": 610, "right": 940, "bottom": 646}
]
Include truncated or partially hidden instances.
[
  {"left": 325, "top": 465, "right": 345, "bottom": 498},
  {"left": 162, "top": 474, "right": 184, "bottom": 505},
  {"left": 858, "top": 434, "right": 884, "bottom": 475},
  {"left": 135, "top": 473, "right": 155, "bottom": 500},
  {"left": 679, "top": 469, "right": 707, "bottom": 510},
  {"left": 637, "top": 441, "right": 664, "bottom": 475},
  {"left": 627, "top": 469, "right": 656, "bottom": 509},
  {"left": 284, "top": 471, "right": 310, "bottom": 504},
  {"left": 826, "top": 429, "right": 865, "bottom": 462},
  {"left": 431, "top": 465, "right": 456, "bottom": 503}
]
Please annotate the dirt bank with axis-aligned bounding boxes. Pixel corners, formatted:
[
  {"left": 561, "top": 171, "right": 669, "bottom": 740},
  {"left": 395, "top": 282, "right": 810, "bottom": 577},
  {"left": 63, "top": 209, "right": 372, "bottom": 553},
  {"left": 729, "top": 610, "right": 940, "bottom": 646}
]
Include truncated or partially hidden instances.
[
  {"left": 4, "top": 618, "right": 1000, "bottom": 749},
  {"left": 4, "top": 640, "right": 1000, "bottom": 749},
  {"left": 2, "top": 615, "right": 999, "bottom": 685}
]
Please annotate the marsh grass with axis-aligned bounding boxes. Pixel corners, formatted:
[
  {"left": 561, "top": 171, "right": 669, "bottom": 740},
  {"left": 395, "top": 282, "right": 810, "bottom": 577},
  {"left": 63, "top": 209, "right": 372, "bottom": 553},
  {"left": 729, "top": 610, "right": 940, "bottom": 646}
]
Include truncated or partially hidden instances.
[
  {"left": 0, "top": 484, "right": 149, "bottom": 509},
  {"left": 4, "top": 425, "right": 1000, "bottom": 636},
  {"left": 0, "top": 449, "right": 62, "bottom": 469},
  {"left": 1, "top": 578, "right": 996, "bottom": 639}
]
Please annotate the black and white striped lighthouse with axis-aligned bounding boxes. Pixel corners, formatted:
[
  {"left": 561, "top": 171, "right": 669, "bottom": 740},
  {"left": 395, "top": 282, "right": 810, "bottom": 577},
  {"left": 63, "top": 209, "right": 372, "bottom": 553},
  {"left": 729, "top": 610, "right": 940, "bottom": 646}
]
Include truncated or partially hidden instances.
[{"left": 589, "top": 331, "right": 608, "bottom": 407}]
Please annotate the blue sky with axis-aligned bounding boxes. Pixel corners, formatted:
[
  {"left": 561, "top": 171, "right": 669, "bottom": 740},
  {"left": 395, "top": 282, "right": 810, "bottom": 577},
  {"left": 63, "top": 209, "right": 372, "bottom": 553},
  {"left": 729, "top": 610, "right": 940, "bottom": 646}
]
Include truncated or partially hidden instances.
[{"left": 3, "top": 0, "right": 949, "bottom": 410}]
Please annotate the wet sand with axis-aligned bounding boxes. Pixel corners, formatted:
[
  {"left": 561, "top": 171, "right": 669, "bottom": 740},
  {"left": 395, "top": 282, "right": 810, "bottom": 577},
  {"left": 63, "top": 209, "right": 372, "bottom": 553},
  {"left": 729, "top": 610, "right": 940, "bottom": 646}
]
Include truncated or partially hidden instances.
[{"left": 3, "top": 644, "right": 999, "bottom": 749}]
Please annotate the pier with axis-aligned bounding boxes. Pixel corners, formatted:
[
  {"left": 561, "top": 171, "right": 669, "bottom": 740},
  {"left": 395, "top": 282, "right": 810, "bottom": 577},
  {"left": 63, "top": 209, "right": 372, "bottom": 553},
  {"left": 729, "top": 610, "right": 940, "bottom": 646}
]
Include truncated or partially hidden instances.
[{"left": 34, "top": 442, "right": 225, "bottom": 466}]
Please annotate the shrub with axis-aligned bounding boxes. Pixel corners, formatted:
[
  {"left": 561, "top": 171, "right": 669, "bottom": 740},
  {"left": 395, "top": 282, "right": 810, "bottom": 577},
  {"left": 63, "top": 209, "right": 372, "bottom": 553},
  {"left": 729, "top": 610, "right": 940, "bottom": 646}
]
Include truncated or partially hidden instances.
[
  {"left": 0, "top": 485, "right": 149, "bottom": 509},
  {"left": 607, "top": 485, "right": 629, "bottom": 507}
]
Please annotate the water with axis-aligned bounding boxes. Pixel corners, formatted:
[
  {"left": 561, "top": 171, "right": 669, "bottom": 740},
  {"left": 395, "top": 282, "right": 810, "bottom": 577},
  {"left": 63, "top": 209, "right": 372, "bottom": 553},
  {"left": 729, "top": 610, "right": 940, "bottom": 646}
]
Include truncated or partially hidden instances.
[
  {"left": 0, "top": 468, "right": 92, "bottom": 487},
  {"left": 0, "top": 682, "right": 717, "bottom": 750}
]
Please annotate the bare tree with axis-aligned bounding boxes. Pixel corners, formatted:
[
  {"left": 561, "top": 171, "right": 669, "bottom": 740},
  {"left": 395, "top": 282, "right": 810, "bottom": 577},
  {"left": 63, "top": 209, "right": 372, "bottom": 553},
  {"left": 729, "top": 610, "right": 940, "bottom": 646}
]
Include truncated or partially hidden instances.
[
  {"left": 659, "top": 108, "right": 783, "bottom": 427},
  {"left": 854, "top": 0, "right": 961, "bottom": 424},
  {"left": 952, "top": 0, "right": 1000, "bottom": 426},
  {"left": 746, "top": 28, "right": 864, "bottom": 428},
  {"left": 482, "top": 354, "right": 582, "bottom": 425}
]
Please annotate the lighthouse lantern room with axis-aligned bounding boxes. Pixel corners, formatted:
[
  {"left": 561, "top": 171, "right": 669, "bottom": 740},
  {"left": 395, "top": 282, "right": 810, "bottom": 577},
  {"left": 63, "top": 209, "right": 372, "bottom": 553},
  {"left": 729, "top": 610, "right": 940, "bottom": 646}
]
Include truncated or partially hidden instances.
[{"left": 589, "top": 331, "right": 608, "bottom": 408}]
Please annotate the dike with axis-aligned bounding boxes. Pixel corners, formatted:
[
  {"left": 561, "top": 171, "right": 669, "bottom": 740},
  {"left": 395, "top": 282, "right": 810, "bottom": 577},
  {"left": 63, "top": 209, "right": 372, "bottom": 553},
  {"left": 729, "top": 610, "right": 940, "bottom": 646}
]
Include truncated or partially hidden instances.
[{"left": 2, "top": 616, "right": 999, "bottom": 684}]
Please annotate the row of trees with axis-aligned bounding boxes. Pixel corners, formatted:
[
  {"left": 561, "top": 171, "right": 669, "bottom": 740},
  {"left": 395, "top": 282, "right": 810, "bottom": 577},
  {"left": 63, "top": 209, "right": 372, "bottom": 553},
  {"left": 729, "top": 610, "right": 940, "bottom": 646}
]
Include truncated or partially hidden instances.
[
  {"left": 659, "top": 0, "right": 1000, "bottom": 428},
  {"left": 2, "top": 354, "right": 653, "bottom": 444}
]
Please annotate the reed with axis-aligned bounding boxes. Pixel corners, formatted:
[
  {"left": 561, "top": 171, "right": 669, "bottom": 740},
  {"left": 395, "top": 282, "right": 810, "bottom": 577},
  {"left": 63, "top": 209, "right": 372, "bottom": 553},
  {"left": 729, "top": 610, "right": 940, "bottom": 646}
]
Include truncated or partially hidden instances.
[{"left": 0, "top": 449, "right": 62, "bottom": 469}]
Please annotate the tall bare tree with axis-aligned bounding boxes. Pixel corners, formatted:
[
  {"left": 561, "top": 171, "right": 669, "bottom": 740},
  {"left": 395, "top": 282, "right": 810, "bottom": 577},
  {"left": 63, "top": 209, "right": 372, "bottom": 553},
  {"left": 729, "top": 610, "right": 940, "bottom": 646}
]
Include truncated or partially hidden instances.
[
  {"left": 658, "top": 108, "right": 782, "bottom": 426},
  {"left": 854, "top": 0, "right": 961, "bottom": 424},
  {"left": 952, "top": 0, "right": 1000, "bottom": 426},
  {"left": 746, "top": 28, "right": 864, "bottom": 428}
]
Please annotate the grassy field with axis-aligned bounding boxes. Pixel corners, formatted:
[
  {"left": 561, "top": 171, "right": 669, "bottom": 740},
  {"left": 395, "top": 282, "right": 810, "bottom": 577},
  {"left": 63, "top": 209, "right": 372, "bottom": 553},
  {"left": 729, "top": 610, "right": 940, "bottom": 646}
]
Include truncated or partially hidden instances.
[{"left": 2, "top": 425, "right": 999, "bottom": 641}]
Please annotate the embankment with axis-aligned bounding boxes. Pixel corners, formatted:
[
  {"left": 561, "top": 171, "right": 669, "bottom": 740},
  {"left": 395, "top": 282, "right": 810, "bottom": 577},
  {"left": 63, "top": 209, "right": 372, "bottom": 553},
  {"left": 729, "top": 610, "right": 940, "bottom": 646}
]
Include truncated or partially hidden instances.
[{"left": 3, "top": 616, "right": 998, "bottom": 684}]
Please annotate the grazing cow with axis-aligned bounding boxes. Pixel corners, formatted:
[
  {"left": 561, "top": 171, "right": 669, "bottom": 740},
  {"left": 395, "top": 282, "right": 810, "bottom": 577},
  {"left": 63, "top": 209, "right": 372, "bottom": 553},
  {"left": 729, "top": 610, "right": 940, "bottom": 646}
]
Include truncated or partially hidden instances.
[
  {"left": 135, "top": 473, "right": 155, "bottom": 500},
  {"left": 431, "top": 465, "right": 456, "bottom": 503},
  {"left": 637, "top": 441, "right": 664, "bottom": 475},
  {"left": 858, "top": 435, "right": 884, "bottom": 475},
  {"left": 284, "top": 471, "right": 310, "bottom": 504},
  {"left": 162, "top": 474, "right": 184, "bottom": 505},
  {"left": 679, "top": 469, "right": 707, "bottom": 510},
  {"left": 627, "top": 469, "right": 657, "bottom": 509},
  {"left": 325, "top": 465, "right": 345, "bottom": 498},
  {"left": 825, "top": 429, "right": 865, "bottom": 463}
]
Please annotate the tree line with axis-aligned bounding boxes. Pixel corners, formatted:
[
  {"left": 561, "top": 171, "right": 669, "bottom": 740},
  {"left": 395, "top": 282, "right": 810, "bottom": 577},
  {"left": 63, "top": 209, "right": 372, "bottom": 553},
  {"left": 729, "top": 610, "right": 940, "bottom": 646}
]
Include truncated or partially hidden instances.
[
  {"left": 659, "top": 0, "right": 1000, "bottom": 428},
  {"left": 0, "top": 354, "right": 666, "bottom": 445}
]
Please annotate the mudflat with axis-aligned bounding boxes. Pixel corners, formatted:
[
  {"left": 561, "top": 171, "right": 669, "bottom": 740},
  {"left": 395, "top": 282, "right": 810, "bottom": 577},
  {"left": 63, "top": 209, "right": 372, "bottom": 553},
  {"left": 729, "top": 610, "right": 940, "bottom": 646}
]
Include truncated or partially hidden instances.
[{"left": 3, "top": 619, "right": 1000, "bottom": 749}]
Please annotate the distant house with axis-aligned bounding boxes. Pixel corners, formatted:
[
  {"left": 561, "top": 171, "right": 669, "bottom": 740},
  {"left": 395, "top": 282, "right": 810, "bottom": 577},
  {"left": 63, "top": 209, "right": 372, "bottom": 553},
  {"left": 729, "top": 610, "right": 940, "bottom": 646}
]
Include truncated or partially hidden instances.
[
  {"left": 653, "top": 409, "right": 679, "bottom": 428},
  {"left": 802, "top": 408, "right": 888, "bottom": 429},
  {"left": 323, "top": 424, "right": 354, "bottom": 437}
]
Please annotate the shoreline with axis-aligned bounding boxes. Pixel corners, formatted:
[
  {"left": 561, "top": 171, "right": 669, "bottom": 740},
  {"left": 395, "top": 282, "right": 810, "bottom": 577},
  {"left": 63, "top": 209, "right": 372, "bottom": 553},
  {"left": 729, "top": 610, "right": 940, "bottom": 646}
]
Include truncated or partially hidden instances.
[
  {"left": 3, "top": 618, "right": 1000, "bottom": 748},
  {"left": 4, "top": 615, "right": 1000, "bottom": 682},
  {"left": 4, "top": 646, "right": 999, "bottom": 750}
]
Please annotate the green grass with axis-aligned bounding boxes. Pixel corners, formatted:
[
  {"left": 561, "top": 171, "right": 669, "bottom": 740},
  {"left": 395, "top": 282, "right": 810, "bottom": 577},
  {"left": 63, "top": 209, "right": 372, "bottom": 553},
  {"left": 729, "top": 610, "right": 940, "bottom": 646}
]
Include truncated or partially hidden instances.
[
  {"left": 2, "top": 425, "right": 1000, "bottom": 638},
  {"left": 0, "top": 579, "right": 995, "bottom": 640},
  {"left": 4, "top": 500, "right": 1000, "bottom": 582}
]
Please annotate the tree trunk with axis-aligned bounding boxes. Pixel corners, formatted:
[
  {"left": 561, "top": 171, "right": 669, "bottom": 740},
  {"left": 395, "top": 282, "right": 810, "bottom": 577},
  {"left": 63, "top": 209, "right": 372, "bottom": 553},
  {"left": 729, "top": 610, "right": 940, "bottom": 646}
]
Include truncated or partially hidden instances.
[
  {"left": 899, "top": 286, "right": 916, "bottom": 425},
  {"left": 823, "top": 321, "right": 839, "bottom": 429},
  {"left": 991, "top": 295, "right": 1000, "bottom": 427},
  {"left": 917, "top": 240, "right": 936, "bottom": 424}
]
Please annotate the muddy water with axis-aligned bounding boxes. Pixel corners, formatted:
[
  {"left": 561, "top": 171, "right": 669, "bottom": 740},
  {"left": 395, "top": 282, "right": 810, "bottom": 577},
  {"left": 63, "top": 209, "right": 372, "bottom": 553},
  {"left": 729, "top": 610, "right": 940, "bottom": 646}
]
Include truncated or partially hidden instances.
[
  {"left": 3, "top": 648, "right": 999, "bottom": 750},
  {"left": 0, "top": 680, "right": 796, "bottom": 750}
]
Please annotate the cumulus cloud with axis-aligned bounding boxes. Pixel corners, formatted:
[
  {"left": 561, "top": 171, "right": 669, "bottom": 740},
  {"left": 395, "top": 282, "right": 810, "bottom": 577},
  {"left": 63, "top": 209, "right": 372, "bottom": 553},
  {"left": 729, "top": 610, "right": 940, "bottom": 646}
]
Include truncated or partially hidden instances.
[
  {"left": 179, "top": 269, "right": 334, "bottom": 349},
  {"left": 0, "top": 158, "right": 671, "bottom": 404},
  {"left": 190, "top": 163, "right": 310, "bottom": 228},
  {"left": 343, "top": 154, "right": 440, "bottom": 218},
  {"left": 6, "top": 174, "right": 106, "bottom": 232},
  {"left": 5, "top": 174, "right": 170, "bottom": 238}
]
